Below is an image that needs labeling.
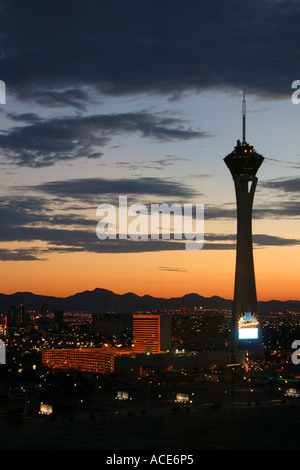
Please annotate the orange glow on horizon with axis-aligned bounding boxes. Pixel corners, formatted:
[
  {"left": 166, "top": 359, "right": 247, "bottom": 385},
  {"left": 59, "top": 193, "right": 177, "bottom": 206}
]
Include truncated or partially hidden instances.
[{"left": 0, "top": 244, "right": 299, "bottom": 302}]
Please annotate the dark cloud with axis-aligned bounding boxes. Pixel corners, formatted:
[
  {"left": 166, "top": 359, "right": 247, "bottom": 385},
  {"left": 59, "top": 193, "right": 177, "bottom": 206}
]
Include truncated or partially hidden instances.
[
  {"left": 115, "top": 155, "right": 192, "bottom": 172},
  {"left": 253, "top": 234, "right": 300, "bottom": 246},
  {"left": 1, "top": 188, "right": 299, "bottom": 261},
  {"left": 1, "top": 227, "right": 299, "bottom": 261},
  {"left": 264, "top": 157, "right": 300, "bottom": 170},
  {"left": 0, "top": 248, "right": 44, "bottom": 261},
  {"left": 256, "top": 201, "right": 300, "bottom": 218},
  {"left": 157, "top": 266, "right": 188, "bottom": 272},
  {"left": 193, "top": 232, "right": 300, "bottom": 252},
  {"left": 0, "top": 195, "right": 50, "bottom": 226},
  {"left": 262, "top": 177, "right": 300, "bottom": 193},
  {"left": 0, "top": 179, "right": 200, "bottom": 260},
  {"left": 205, "top": 200, "right": 300, "bottom": 220},
  {"left": 32, "top": 88, "right": 99, "bottom": 110},
  {"left": 29, "top": 176, "right": 199, "bottom": 201},
  {"left": 7, "top": 113, "right": 42, "bottom": 123},
  {"left": 10, "top": 179, "right": 300, "bottom": 222},
  {"left": 1, "top": 0, "right": 299, "bottom": 102},
  {"left": 1, "top": 111, "right": 206, "bottom": 167}
]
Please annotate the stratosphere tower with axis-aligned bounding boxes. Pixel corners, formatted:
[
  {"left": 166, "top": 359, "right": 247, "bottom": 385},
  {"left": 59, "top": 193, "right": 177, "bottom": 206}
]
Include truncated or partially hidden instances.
[{"left": 224, "top": 92, "right": 264, "bottom": 357}]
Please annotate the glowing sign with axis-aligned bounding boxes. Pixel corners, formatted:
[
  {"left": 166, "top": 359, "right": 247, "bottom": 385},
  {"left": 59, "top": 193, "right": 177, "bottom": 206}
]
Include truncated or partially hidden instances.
[
  {"left": 39, "top": 403, "right": 53, "bottom": 415},
  {"left": 175, "top": 393, "right": 190, "bottom": 403},
  {"left": 238, "top": 327, "right": 258, "bottom": 339},
  {"left": 238, "top": 311, "right": 259, "bottom": 340},
  {"left": 116, "top": 391, "right": 129, "bottom": 400},
  {"left": 238, "top": 311, "right": 259, "bottom": 327},
  {"left": 285, "top": 388, "right": 300, "bottom": 397}
]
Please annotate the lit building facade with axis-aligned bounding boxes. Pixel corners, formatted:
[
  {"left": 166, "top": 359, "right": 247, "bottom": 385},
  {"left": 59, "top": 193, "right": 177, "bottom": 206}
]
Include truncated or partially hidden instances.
[
  {"left": 224, "top": 92, "right": 264, "bottom": 355},
  {"left": 132, "top": 314, "right": 171, "bottom": 354},
  {"left": 42, "top": 344, "right": 132, "bottom": 374}
]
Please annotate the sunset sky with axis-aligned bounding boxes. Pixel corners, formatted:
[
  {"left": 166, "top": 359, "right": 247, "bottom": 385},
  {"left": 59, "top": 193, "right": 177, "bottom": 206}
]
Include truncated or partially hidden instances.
[{"left": 1, "top": 0, "right": 300, "bottom": 302}]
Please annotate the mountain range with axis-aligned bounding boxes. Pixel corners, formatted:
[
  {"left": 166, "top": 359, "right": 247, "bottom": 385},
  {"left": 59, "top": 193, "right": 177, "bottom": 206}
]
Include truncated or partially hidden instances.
[{"left": 0, "top": 288, "right": 299, "bottom": 315}]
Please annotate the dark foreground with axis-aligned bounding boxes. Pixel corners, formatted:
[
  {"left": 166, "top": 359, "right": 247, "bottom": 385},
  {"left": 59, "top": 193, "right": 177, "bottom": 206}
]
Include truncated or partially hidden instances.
[{"left": 0, "top": 400, "right": 298, "bottom": 450}]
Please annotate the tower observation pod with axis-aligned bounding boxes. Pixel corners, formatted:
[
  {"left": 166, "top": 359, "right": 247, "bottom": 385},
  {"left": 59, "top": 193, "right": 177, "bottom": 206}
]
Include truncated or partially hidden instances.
[{"left": 224, "top": 92, "right": 264, "bottom": 358}]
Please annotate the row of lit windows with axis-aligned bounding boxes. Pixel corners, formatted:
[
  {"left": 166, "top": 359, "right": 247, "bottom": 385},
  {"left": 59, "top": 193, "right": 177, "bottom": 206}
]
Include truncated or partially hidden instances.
[{"left": 42, "top": 349, "right": 115, "bottom": 373}]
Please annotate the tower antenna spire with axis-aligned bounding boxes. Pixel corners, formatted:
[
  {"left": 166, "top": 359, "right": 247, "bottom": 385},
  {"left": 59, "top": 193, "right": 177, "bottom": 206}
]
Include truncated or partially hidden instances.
[{"left": 242, "top": 89, "right": 246, "bottom": 143}]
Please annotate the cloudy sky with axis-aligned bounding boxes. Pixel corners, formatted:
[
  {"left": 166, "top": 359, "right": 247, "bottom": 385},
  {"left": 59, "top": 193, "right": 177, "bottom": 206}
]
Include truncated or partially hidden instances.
[{"left": 1, "top": 0, "right": 300, "bottom": 301}]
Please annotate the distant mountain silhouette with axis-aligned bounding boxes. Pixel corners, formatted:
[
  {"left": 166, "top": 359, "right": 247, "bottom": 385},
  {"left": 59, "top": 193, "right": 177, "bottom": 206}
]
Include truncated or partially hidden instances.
[{"left": 0, "top": 288, "right": 299, "bottom": 315}]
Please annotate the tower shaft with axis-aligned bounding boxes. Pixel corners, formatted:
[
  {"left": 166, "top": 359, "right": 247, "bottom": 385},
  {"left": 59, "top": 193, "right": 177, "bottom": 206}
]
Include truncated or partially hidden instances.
[{"left": 231, "top": 176, "right": 258, "bottom": 352}]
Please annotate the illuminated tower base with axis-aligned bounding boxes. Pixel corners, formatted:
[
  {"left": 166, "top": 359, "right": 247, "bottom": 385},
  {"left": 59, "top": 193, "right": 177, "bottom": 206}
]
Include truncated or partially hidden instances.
[{"left": 231, "top": 172, "right": 261, "bottom": 353}]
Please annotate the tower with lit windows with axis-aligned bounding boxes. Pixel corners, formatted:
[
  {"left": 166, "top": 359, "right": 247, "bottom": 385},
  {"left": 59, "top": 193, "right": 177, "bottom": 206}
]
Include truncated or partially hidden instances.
[
  {"left": 224, "top": 92, "right": 264, "bottom": 356},
  {"left": 132, "top": 314, "right": 171, "bottom": 354}
]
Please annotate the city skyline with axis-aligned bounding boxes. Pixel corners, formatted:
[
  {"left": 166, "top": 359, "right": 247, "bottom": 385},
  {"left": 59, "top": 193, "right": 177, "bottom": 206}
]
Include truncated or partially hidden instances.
[{"left": 1, "top": 1, "right": 300, "bottom": 302}]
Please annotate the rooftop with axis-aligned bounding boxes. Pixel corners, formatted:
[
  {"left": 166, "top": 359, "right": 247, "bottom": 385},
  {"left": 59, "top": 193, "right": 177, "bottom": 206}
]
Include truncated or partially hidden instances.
[{"left": 224, "top": 139, "right": 264, "bottom": 179}]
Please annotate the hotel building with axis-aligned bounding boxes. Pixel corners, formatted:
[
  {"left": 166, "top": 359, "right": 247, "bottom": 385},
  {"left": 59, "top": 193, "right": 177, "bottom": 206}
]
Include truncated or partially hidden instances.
[
  {"left": 132, "top": 314, "right": 171, "bottom": 354},
  {"left": 42, "top": 344, "right": 132, "bottom": 374}
]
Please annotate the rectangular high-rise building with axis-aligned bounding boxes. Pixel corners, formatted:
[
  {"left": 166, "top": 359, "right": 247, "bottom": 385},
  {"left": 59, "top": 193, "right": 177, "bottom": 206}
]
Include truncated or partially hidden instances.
[
  {"left": 172, "top": 311, "right": 229, "bottom": 351},
  {"left": 6, "top": 304, "right": 24, "bottom": 328},
  {"left": 132, "top": 314, "right": 171, "bottom": 354}
]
